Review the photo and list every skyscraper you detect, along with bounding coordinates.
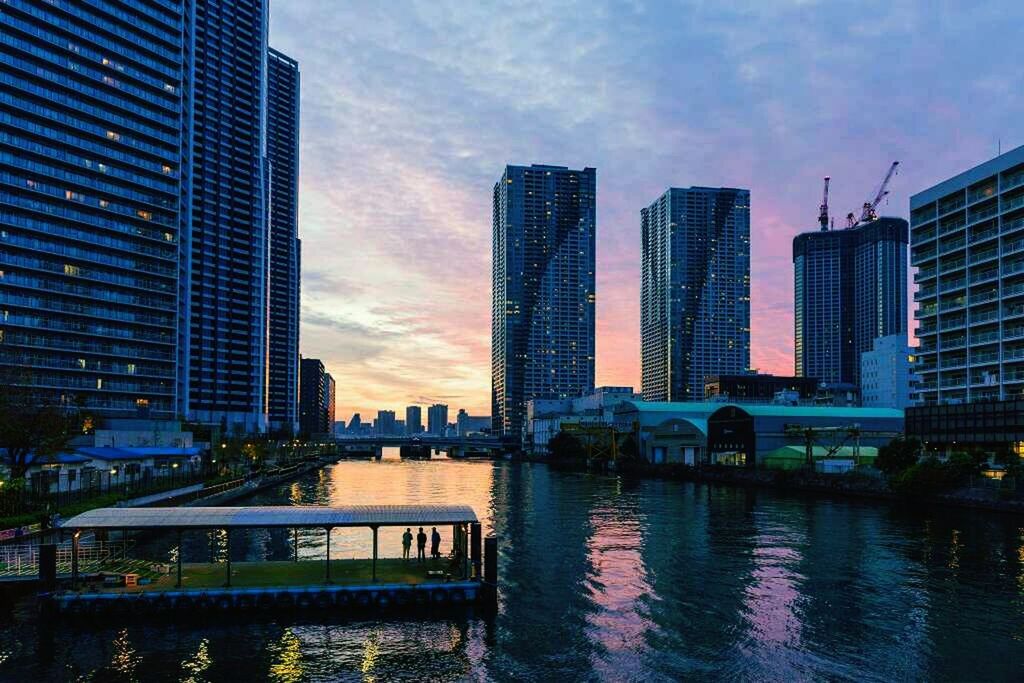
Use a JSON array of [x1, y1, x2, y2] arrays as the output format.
[[266, 48, 301, 435], [491, 164, 597, 438], [405, 406, 422, 435], [641, 187, 751, 401], [910, 145, 1024, 404], [0, 1, 299, 434], [186, 0, 270, 432], [299, 358, 328, 436], [793, 217, 908, 389], [427, 403, 448, 435], [0, 0, 187, 418], [376, 410, 396, 436]]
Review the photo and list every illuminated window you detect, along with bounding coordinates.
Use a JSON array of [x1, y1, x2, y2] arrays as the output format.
[[25, 179, 36, 189], [77, 358, 86, 368], [65, 190, 84, 201], [96, 378, 103, 389], [106, 131, 120, 141], [136, 398, 149, 409], [102, 76, 118, 87], [64, 264, 80, 276], [137, 210, 152, 220], [99, 199, 109, 208], [162, 165, 172, 174], [163, 232, 174, 242], [127, 363, 136, 375]]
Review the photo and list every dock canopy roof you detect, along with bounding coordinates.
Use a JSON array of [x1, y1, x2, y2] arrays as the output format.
[[63, 505, 479, 530]]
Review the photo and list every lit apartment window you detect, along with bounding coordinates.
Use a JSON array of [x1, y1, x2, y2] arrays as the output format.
[[77, 359, 86, 368], [136, 398, 149, 409], [96, 378, 103, 389], [106, 131, 120, 141], [162, 165, 172, 174], [99, 199, 109, 208], [65, 190, 84, 201], [137, 210, 153, 220], [64, 264, 80, 276], [127, 363, 136, 375]]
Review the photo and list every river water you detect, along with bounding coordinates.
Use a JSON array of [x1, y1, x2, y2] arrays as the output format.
[[3, 452, 1024, 681]]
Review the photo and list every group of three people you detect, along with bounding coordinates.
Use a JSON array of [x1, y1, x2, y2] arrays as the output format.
[[402, 526, 442, 563]]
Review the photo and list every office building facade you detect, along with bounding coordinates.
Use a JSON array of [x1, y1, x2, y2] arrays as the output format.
[[427, 403, 448, 435], [911, 145, 1024, 404], [375, 410, 396, 436], [405, 405, 422, 435], [492, 164, 596, 438], [266, 48, 301, 435], [794, 217, 908, 388], [641, 187, 751, 401], [0, 0, 187, 417]]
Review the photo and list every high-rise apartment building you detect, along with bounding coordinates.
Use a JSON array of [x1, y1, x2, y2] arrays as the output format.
[[860, 335, 917, 409], [266, 48, 301, 435], [298, 358, 327, 436], [641, 187, 751, 401], [0, 0, 187, 417], [325, 372, 335, 429], [186, 0, 270, 432], [405, 406, 422, 435], [427, 403, 448, 435], [793, 217, 908, 389], [491, 164, 596, 438], [0, 1, 299, 434], [910, 145, 1024, 403]]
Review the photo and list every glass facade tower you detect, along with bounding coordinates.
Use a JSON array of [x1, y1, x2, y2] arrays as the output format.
[[0, 0, 186, 417], [491, 164, 596, 439], [793, 217, 908, 389], [266, 47, 300, 435], [640, 187, 751, 401]]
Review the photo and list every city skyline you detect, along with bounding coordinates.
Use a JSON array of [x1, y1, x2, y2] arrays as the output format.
[[268, 2, 1022, 419]]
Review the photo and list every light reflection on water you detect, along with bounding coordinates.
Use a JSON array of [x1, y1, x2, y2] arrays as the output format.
[[3, 453, 1024, 681]]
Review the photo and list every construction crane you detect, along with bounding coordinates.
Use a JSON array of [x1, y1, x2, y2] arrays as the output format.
[[848, 161, 899, 227], [818, 176, 830, 231]]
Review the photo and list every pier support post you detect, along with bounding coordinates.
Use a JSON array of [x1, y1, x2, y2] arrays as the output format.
[[224, 528, 231, 587], [293, 528, 299, 562], [71, 531, 80, 588], [325, 527, 332, 583], [483, 535, 498, 609], [176, 529, 183, 588], [371, 526, 378, 581], [470, 523, 481, 579]]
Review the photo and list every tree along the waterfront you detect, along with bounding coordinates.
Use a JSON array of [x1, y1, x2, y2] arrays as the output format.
[[0, 372, 83, 479]]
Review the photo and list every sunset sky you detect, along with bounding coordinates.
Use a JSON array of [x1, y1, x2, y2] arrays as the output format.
[[270, 1, 1023, 422]]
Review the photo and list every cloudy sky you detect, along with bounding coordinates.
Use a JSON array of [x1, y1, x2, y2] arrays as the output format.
[[270, 0, 1023, 422]]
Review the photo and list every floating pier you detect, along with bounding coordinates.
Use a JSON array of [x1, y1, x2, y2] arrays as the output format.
[[43, 504, 497, 617]]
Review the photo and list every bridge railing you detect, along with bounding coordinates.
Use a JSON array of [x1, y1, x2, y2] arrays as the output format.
[[0, 540, 134, 577]]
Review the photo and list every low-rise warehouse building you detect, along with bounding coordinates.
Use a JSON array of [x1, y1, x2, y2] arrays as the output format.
[[613, 401, 904, 468]]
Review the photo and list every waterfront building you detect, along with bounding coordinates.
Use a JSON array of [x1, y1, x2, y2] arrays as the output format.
[[860, 335, 918, 409], [0, 0, 295, 436], [456, 410, 491, 436], [612, 401, 903, 467], [704, 374, 819, 404], [793, 217, 908, 390], [641, 187, 751, 401], [0, 0, 189, 418], [376, 410, 396, 436], [266, 48, 301, 435], [906, 400, 1024, 458], [185, 0, 271, 433], [427, 403, 448, 435], [526, 386, 638, 454], [910, 144, 1024, 404], [405, 406, 423, 435], [298, 358, 329, 436], [491, 164, 597, 438]]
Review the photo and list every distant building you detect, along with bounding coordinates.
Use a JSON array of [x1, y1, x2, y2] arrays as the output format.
[[793, 217, 908, 390], [641, 187, 751, 401], [348, 413, 362, 433], [860, 335, 918, 409], [376, 410, 397, 436], [333, 421, 346, 437], [492, 164, 597, 439], [405, 406, 423, 435], [325, 374, 336, 430], [427, 404, 449, 435], [456, 410, 491, 436], [299, 359, 330, 436], [910, 144, 1024, 404], [704, 374, 819, 404]]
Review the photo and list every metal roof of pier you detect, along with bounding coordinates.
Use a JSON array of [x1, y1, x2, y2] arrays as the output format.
[[62, 505, 479, 530]]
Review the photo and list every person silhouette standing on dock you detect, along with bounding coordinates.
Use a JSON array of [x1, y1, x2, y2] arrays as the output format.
[[416, 527, 427, 563], [430, 527, 441, 559], [402, 528, 413, 561]]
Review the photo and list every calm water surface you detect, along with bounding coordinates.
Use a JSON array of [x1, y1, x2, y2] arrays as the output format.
[[2, 451, 1024, 681]]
